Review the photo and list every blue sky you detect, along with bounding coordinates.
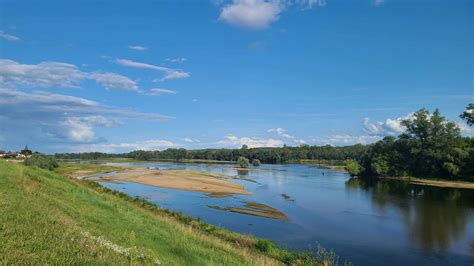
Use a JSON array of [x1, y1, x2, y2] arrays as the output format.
[[0, 0, 472, 153]]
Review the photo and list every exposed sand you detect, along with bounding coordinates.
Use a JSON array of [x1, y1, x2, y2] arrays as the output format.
[[223, 167, 284, 172], [381, 176, 474, 189], [101, 169, 252, 195], [208, 201, 288, 220]]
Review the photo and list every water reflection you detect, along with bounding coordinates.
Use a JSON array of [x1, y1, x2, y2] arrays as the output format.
[[346, 178, 474, 252], [236, 169, 249, 176]]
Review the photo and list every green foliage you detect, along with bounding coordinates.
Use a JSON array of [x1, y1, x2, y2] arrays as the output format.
[[24, 154, 58, 170], [237, 156, 250, 168], [460, 103, 474, 126], [56, 143, 369, 165], [361, 108, 473, 180], [344, 160, 363, 177], [255, 239, 273, 252], [370, 156, 389, 177], [251, 158, 262, 166]]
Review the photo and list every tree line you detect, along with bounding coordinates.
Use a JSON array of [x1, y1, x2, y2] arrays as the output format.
[[55, 105, 473, 181], [54, 144, 368, 164]]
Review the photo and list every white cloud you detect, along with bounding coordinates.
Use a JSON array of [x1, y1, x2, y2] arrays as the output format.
[[115, 58, 170, 72], [218, 0, 326, 30], [363, 114, 412, 136], [0, 88, 171, 146], [115, 58, 190, 81], [128, 45, 147, 51], [0, 59, 139, 92], [457, 122, 474, 137], [183, 138, 200, 143], [313, 134, 382, 146], [145, 88, 177, 96], [0, 31, 20, 41], [219, 0, 283, 30], [218, 134, 283, 148], [88, 72, 139, 92], [157, 70, 190, 82], [166, 57, 187, 63], [0, 59, 86, 88]]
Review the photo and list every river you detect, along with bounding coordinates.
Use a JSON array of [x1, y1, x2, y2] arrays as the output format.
[[95, 162, 474, 265]]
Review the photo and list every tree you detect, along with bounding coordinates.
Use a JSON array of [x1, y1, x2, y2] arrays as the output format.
[[237, 156, 250, 168], [345, 160, 363, 177], [460, 103, 474, 126], [251, 158, 261, 166]]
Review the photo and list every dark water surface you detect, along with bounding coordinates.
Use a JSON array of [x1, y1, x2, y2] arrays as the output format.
[[95, 162, 474, 265]]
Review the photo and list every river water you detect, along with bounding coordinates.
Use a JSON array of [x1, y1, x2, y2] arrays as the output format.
[[95, 162, 474, 265]]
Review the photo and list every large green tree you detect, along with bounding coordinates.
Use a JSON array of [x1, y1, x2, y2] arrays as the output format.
[[460, 103, 474, 126]]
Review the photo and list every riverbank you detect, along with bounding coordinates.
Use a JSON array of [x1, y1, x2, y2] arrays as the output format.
[[380, 176, 474, 190], [0, 161, 332, 264]]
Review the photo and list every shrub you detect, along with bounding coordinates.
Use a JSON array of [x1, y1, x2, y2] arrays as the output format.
[[251, 159, 261, 166], [255, 239, 273, 252], [237, 156, 250, 168], [24, 154, 59, 170], [345, 160, 363, 177]]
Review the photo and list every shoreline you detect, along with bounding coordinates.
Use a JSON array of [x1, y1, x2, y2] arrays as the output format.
[[379, 176, 474, 190]]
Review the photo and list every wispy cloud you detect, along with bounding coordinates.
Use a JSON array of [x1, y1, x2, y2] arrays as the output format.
[[88, 72, 139, 92], [0, 59, 139, 92], [268, 127, 306, 144], [128, 45, 148, 51], [145, 88, 177, 96], [0, 31, 20, 41], [166, 57, 187, 63], [267, 127, 293, 138], [183, 138, 200, 143], [115, 58, 190, 81]]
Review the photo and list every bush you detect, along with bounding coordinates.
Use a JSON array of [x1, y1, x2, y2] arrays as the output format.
[[345, 160, 363, 177], [255, 239, 273, 252], [237, 156, 250, 168], [251, 159, 261, 166], [24, 154, 59, 170]]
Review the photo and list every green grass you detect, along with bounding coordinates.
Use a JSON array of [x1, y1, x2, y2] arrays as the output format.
[[0, 161, 332, 265]]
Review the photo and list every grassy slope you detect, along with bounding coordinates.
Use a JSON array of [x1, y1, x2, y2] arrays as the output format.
[[0, 161, 281, 265]]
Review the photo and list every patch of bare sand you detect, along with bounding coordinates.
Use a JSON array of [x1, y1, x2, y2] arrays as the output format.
[[108, 169, 252, 196], [208, 201, 288, 220]]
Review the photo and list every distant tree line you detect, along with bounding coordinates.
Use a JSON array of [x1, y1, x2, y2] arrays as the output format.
[[55, 105, 473, 181], [54, 144, 368, 164]]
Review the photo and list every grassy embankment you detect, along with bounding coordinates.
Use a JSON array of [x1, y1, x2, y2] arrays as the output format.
[[0, 161, 336, 265]]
